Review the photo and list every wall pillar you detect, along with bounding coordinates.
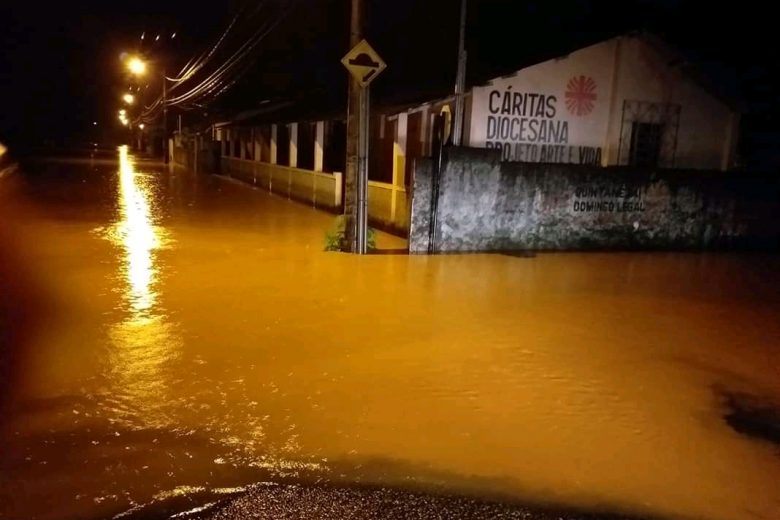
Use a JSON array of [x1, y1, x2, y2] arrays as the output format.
[[314, 121, 324, 172], [289, 122, 298, 168], [270, 124, 277, 164], [391, 112, 408, 222], [240, 130, 247, 160], [254, 128, 262, 162], [419, 106, 429, 156]]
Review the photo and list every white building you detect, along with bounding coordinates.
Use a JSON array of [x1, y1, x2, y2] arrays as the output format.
[[463, 33, 740, 170]]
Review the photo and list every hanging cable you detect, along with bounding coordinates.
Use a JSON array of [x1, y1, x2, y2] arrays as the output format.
[[164, 4, 247, 83], [164, 4, 291, 106], [133, 0, 295, 123], [166, 5, 289, 106]]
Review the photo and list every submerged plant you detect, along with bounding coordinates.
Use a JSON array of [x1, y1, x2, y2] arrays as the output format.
[[324, 215, 376, 252]]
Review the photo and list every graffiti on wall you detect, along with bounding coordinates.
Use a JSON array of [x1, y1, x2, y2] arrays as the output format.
[[572, 185, 646, 213]]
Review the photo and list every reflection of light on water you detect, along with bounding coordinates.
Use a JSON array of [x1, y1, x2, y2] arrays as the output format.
[[108, 316, 181, 423], [116, 145, 160, 315], [107, 146, 180, 425]]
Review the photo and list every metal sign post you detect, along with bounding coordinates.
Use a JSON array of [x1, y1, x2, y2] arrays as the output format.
[[342, 39, 386, 254], [355, 87, 369, 254]]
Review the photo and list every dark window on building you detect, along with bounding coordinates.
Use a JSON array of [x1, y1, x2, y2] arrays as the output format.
[[369, 116, 394, 183], [618, 101, 680, 168], [406, 112, 422, 188], [297, 123, 314, 170], [259, 126, 271, 162], [324, 121, 346, 173], [277, 124, 290, 166], [244, 132, 254, 160], [629, 122, 663, 167]]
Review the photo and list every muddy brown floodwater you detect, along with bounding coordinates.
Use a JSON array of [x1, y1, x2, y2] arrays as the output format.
[[1, 148, 779, 520]]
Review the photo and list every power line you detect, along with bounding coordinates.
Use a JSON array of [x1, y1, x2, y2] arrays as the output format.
[[164, 13, 287, 106], [165, 2, 293, 106], [165, 5, 246, 83], [134, 0, 294, 124]]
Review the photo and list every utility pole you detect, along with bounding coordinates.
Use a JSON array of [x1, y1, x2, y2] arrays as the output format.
[[163, 68, 169, 164], [355, 82, 369, 254], [343, 0, 362, 252], [452, 0, 468, 146]]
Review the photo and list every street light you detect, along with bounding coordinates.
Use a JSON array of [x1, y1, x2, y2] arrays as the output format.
[[139, 123, 145, 130], [127, 56, 147, 76], [123, 93, 135, 105], [122, 52, 168, 163], [118, 107, 128, 127]]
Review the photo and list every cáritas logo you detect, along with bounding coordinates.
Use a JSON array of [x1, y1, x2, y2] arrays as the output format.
[[565, 75, 597, 116]]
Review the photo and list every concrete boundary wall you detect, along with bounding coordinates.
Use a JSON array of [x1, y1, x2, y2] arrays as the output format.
[[367, 180, 409, 234], [410, 147, 779, 252], [219, 157, 411, 235], [222, 157, 342, 211]]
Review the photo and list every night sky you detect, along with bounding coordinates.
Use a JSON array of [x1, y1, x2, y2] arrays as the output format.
[[1, 0, 778, 167]]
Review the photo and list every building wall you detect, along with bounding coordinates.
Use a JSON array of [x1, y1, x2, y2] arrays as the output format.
[[465, 35, 737, 170], [605, 36, 736, 170], [467, 39, 617, 165], [409, 147, 778, 253]]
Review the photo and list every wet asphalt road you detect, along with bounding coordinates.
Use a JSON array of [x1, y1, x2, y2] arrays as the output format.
[[195, 484, 647, 520]]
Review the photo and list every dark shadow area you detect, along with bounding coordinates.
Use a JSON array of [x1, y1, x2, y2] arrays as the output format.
[[499, 250, 538, 258], [297, 122, 315, 171], [370, 248, 409, 255], [366, 217, 408, 240], [718, 389, 780, 445], [407, 250, 537, 258]]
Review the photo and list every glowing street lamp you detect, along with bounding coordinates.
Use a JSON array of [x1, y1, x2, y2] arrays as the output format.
[[123, 93, 135, 105], [138, 123, 145, 130], [118, 107, 128, 126], [121, 52, 169, 163], [127, 56, 147, 76]]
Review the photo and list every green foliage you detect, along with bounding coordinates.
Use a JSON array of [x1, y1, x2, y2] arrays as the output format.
[[324, 215, 346, 251], [323, 215, 377, 252]]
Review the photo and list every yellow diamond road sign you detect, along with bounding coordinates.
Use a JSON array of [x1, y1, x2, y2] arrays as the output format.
[[341, 39, 386, 87]]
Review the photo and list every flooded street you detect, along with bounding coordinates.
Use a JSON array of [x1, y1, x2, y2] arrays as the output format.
[[2, 149, 780, 520]]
